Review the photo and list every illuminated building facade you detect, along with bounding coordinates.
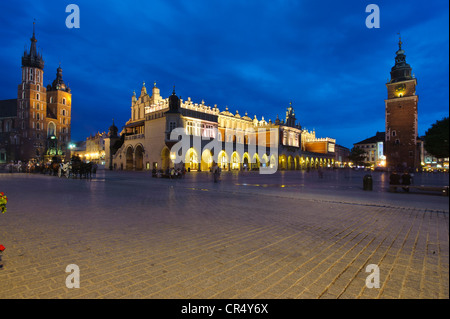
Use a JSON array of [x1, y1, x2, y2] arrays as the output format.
[[354, 132, 386, 167], [105, 82, 336, 172]]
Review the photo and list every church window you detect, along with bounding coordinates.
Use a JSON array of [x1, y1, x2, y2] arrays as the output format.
[[37, 85, 40, 92], [63, 98, 66, 105], [36, 93, 40, 100]]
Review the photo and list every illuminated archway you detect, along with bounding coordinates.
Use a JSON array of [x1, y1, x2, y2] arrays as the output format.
[[218, 150, 228, 170], [300, 156, 305, 170], [185, 148, 199, 171], [279, 154, 287, 170], [242, 152, 250, 170], [288, 156, 294, 170], [252, 153, 261, 170], [231, 152, 241, 170], [201, 149, 213, 171]]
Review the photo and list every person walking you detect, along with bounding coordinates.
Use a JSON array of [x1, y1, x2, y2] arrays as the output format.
[[212, 161, 219, 183], [401, 171, 412, 192]]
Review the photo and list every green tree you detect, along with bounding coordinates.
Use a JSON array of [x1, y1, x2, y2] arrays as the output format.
[[349, 146, 367, 166], [423, 117, 449, 158]]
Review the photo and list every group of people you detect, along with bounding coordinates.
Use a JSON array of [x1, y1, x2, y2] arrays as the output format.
[[389, 171, 413, 192], [152, 167, 186, 179]]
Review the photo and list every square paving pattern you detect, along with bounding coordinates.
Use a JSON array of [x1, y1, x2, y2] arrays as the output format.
[[0, 170, 448, 299]]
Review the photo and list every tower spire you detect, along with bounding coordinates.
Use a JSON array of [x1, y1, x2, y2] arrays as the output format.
[[22, 19, 44, 69]]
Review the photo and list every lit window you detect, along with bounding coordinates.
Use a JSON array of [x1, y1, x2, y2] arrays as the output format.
[[186, 121, 193, 135]]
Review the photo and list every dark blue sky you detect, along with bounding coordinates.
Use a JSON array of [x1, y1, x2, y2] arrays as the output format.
[[0, 0, 448, 149]]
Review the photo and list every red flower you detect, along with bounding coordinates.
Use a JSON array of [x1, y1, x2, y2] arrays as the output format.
[[0, 192, 4, 196], [0, 245, 5, 252]]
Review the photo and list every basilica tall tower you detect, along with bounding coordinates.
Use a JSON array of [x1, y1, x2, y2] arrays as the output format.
[[17, 22, 47, 160], [385, 37, 419, 170]]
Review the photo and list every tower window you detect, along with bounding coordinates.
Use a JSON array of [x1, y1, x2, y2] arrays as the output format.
[[37, 85, 40, 92], [36, 93, 40, 100], [392, 131, 396, 137], [63, 98, 66, 105], [409, 151, 413, 157], [62, 109, 66, 116]]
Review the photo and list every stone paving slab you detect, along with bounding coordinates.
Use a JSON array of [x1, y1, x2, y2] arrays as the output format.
[[0, 170, 448, 299]]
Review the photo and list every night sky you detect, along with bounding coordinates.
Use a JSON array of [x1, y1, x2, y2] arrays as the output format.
[[0, 0, 448, 149]]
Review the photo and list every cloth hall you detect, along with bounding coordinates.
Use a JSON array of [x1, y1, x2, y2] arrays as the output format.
[[105, 82, 336, 172]]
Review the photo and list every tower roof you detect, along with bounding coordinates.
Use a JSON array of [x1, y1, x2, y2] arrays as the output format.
[[22, 21, 44, 70], [390, 34, 413, 83], [48, 64, 70, 92]]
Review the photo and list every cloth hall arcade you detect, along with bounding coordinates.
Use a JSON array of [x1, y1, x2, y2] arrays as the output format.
[[105, 82, 336, 172]]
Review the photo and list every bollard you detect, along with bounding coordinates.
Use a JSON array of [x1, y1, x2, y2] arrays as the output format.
[[363, 174, 373, 191]]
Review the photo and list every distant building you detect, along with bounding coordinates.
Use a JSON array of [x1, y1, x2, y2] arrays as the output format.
[[385, 36, 420, 170], [0, 23, 72, 163], [105, 83, 336, 172], [334, 144, 350, 167], [74, 132, 107, 164], [354, 132, 386, 167]]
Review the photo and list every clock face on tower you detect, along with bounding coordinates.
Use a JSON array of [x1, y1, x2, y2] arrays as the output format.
[[395, 84, 406, 92]]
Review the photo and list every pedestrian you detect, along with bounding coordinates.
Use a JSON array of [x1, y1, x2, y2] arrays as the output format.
[[401, 171, 412, 192], [212, 161, 219, 183], [389, 171, 401, 192]]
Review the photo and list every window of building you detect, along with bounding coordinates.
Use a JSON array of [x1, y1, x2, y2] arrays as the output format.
[[62, 109, 66, 116], [169, 121, 176, 132], [36, 122, 40, 130], [409, 151, 413, 157], [186, 121, 193, 135], [36, 93, 40, 101], [195, 122, 201, 136], [62, 98, 66, 105], [37, 85, 40, 92]]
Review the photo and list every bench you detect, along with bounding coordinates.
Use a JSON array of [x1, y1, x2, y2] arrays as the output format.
[[389, 184, 449, 196]]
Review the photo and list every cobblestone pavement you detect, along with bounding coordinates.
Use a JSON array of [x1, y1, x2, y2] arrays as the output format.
[[0, 170, 448, 299]]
